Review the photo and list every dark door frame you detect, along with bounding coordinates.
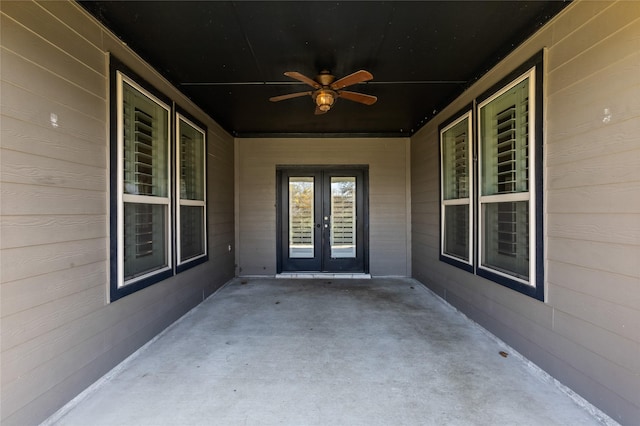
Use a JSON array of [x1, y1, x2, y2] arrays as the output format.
[[276, 165, 369, 274]]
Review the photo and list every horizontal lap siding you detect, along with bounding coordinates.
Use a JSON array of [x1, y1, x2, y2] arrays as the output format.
[[206, 129, 236, 285], [411, 1, 640, 423], [237, 137, 410, 277], [0, 2, 235, 425]]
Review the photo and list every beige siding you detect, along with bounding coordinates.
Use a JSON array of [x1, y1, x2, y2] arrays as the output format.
[[0, 2, 235, 425], [236, 137, 410, 277], [411, 1, 640, 423]]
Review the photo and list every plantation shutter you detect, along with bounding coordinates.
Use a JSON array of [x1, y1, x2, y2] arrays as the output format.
[[121, 79, 171, 283], [479, 75, 531, 281], [177, 116, 207, 264]]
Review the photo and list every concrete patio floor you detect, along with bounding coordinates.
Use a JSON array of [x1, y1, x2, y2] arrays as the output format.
[[46, 278, 612, 425]]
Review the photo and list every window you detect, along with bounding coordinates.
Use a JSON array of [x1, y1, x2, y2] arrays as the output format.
[[478, 72, 533, 284], [176, 114, 207, 268], [110, 60, 208, 301], [116, 73, 172, 291], [440, 111, 473, 270], [438, 52, 543, 300]]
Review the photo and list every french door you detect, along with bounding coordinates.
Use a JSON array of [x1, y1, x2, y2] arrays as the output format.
[[277, 167, 368, 273]]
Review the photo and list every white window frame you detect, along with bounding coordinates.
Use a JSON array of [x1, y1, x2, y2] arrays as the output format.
[[477, 68, 536, 287], [437, 51, 544, 301], [439, 111, 473, 266], [176, 113, 208, 266], [116, 72, 173, 289]]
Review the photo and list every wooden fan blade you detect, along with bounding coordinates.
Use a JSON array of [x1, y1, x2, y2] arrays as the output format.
[[338, 90, 377, 105], [331, 70, 373, 90], [269, 91, 312, 102], [314, 106, 327, 115], [284, 71, 321, 89]]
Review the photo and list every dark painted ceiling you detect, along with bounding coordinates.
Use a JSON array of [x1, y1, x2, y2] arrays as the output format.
[[80, 1, 569, 137]]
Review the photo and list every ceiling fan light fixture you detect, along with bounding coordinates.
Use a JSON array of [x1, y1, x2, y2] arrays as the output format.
[[271, 70, 375, 114], [315, 89, 336, 111]]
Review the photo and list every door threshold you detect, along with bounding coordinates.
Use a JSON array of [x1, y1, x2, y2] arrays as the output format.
[[276, 273, 371, 279]]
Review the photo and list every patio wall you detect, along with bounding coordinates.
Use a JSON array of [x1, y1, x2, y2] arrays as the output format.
[[410, 1, 640, 423], [0, 2, 235, 424], [235, 137, 411, 277]]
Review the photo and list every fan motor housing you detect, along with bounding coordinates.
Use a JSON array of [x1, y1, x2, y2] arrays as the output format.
[[317, 71, 335, 86]]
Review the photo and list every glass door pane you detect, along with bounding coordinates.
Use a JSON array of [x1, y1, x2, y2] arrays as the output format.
[[289, 177, 315, 258], [330, 177, 356, 258]]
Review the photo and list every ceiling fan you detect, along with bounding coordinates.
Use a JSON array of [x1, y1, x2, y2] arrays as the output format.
[[269, 69, 377, 115]]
